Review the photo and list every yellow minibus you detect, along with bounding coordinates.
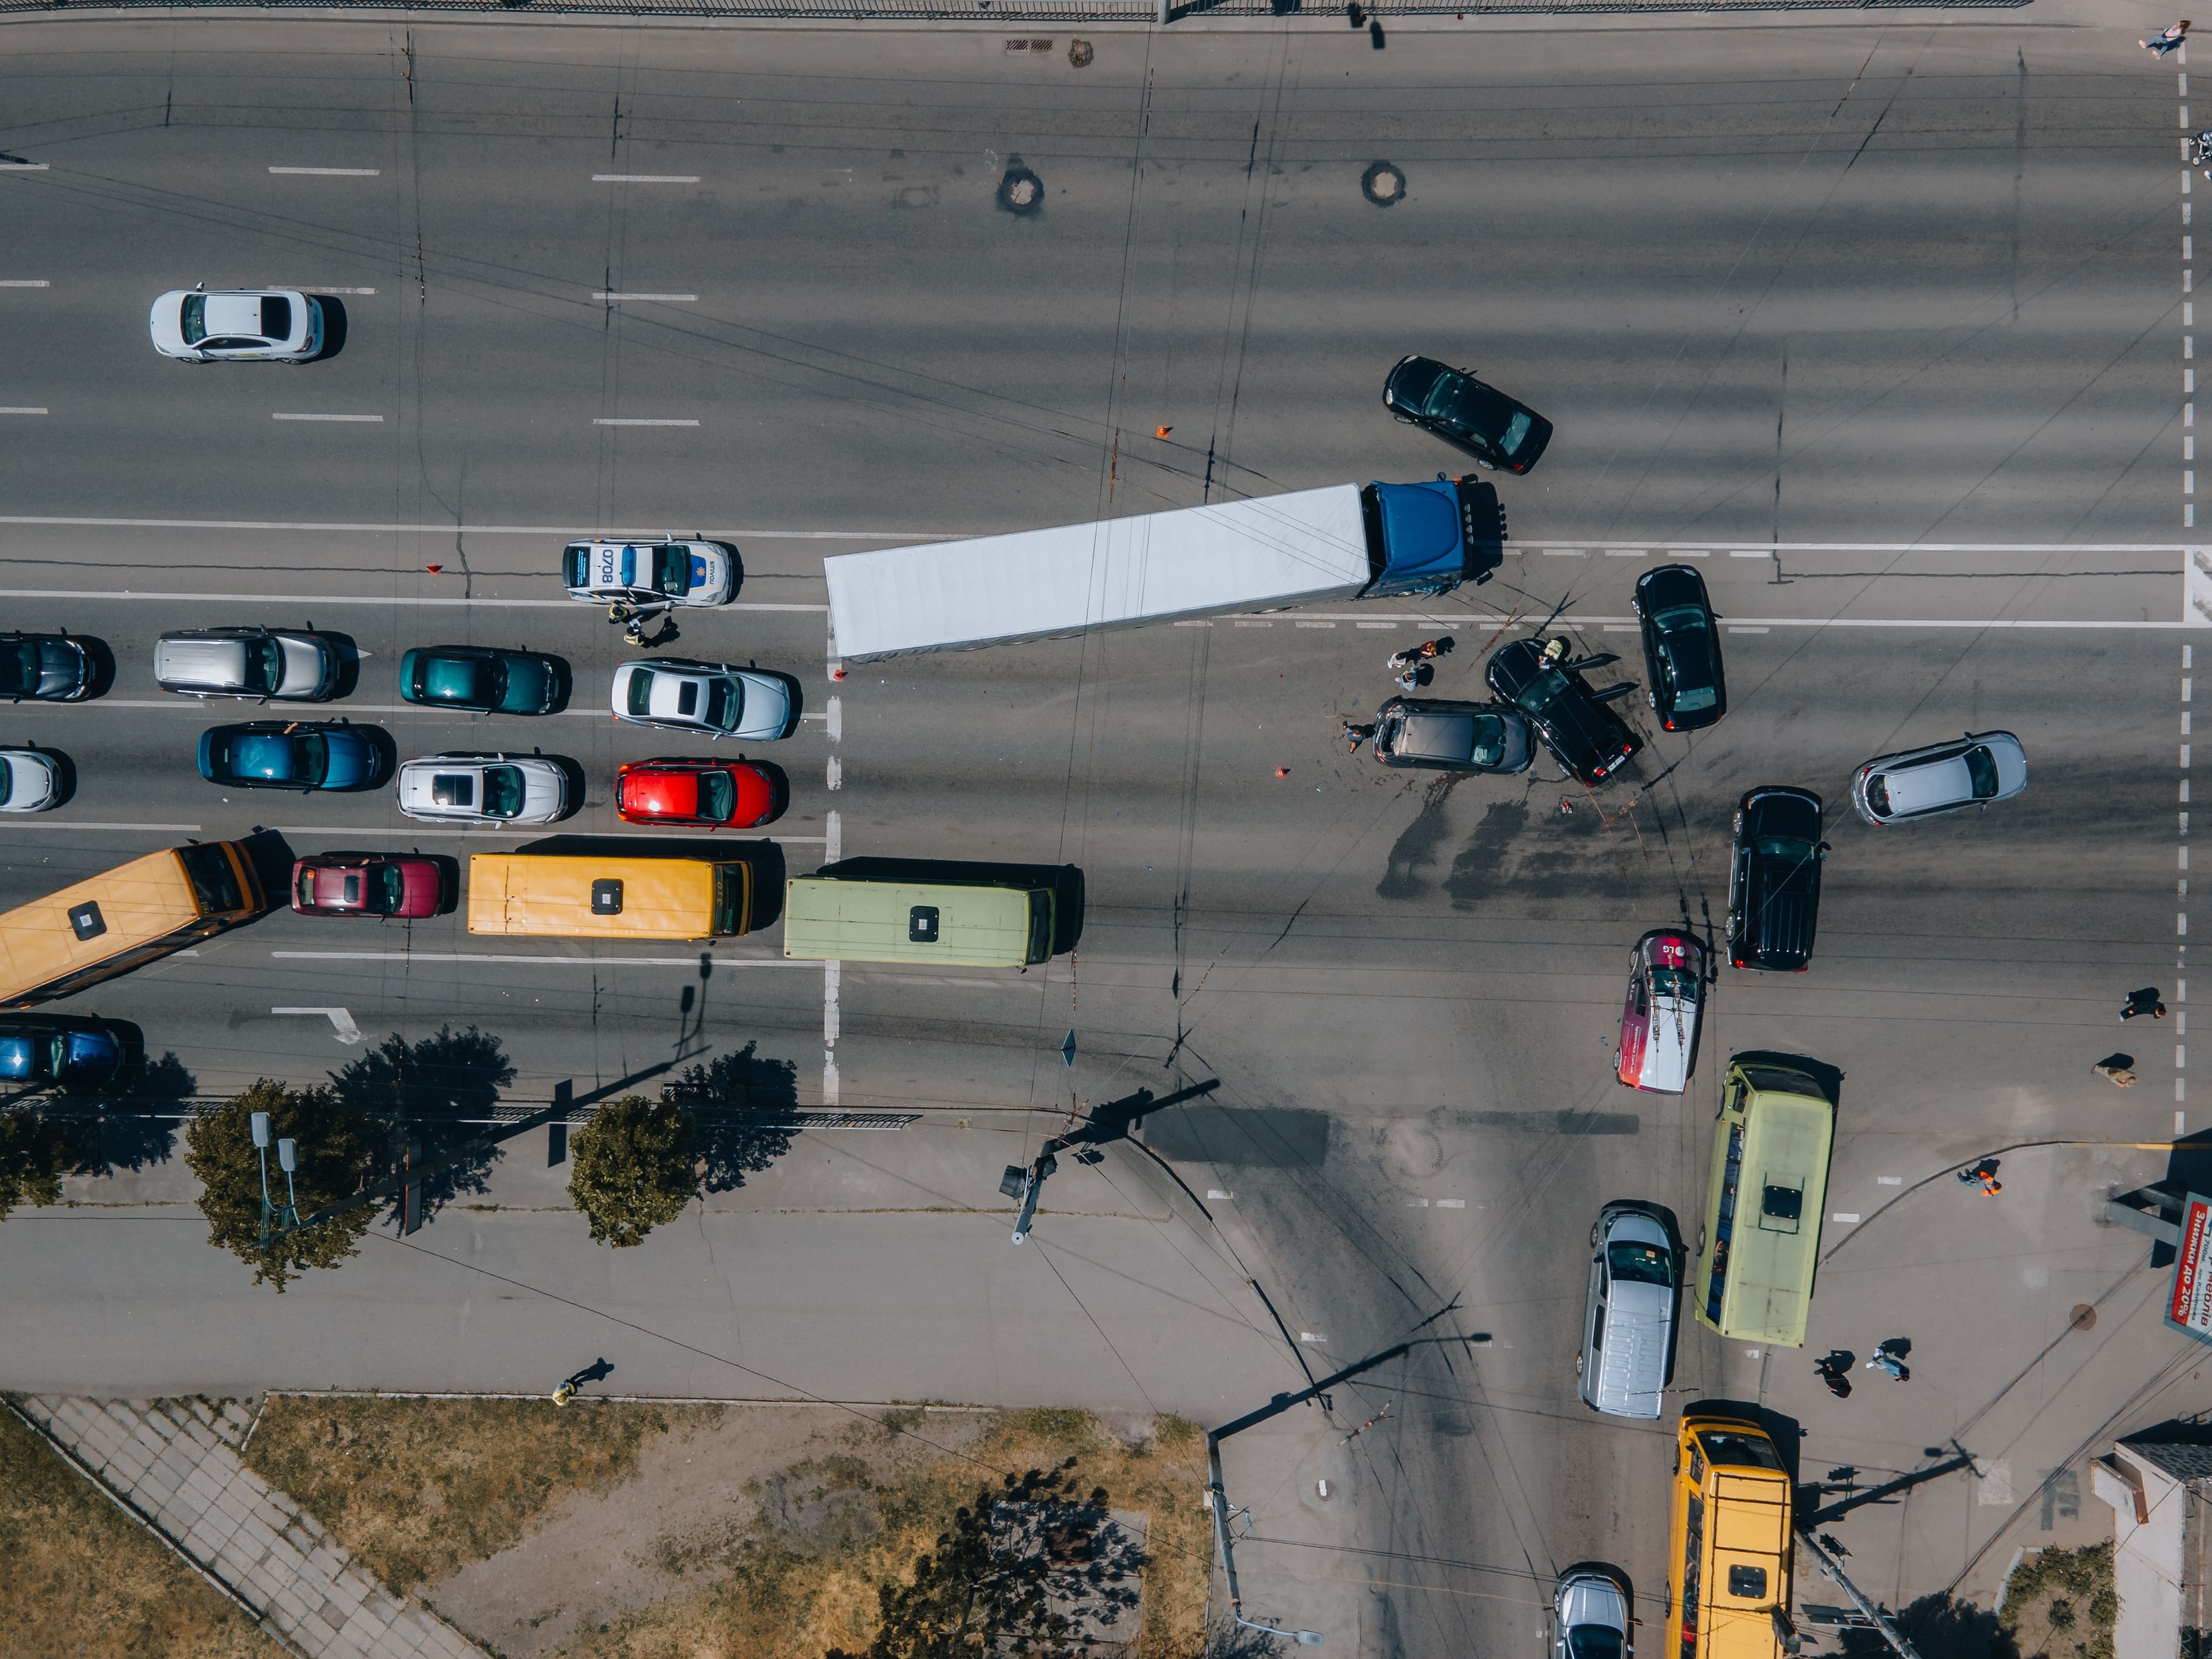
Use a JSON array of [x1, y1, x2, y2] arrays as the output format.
[[0, 841, 264, 1006], [781, 877, 1053, 968], [467, 853, 754, 940], [1664, 1411, 1797, 1659], [1693, 1058, 1837, 1347]]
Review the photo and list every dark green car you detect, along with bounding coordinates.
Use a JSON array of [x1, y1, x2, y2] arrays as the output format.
[[399, 645, 563, 716]]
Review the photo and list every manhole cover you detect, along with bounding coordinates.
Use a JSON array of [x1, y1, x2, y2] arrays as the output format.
[[1361, 160, 1406, 207], [998, 163, 1045, 215], [2070, 1303, 2097, 1331]]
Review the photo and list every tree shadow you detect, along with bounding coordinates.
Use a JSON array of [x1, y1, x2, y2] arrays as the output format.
[[667, 1041, 799, 1193], [68, 1051, 195, 1175], [330, 1025, 513, 1224], [1838, 1592, 2013, 1659]]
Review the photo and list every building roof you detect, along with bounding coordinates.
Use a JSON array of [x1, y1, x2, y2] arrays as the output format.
[[2121, 1421, 2212, 1481]]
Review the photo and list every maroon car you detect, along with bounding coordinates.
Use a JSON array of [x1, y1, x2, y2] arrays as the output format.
[[290, 854, 447, 919]]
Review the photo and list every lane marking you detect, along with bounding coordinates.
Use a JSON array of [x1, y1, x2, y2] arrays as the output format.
[[0, 820, 199, 831], [272, 951, 808, 967], [1877, 1176, 1903, 1186], [315, 287, 378, 295], [1436, 1198, 1467, 1208], [269, 166, 380, 176], [1208, 1188, 1234, 1200], [0, 280, 50, 288], [593, 418, 700, 427], [1728, 625, 1772, 634], [826, 755, 842, 791], [0, 407, 47, 415], [593, 174, 700, 182], [1730, 550, 1773, 559], [826, 808, 842, 863], [0, 163, 51, 171], [265, 825, 827, 842], [823, 958, 841, 1108], [273, 413, 383, 422], [1832, 1212, 1860, 1223], [271, 1005, 363, 1044], [0, 587, 825, 612], [1602, 624, 1637, 633], [593, 293, 697, 302], [1299, 1332, 1327, 1344]]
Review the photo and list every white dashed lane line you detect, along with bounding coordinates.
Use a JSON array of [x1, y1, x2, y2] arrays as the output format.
[[592, 174, 699, 183], [592, 293, 697, 303], [0, 280, 49, 288], [0, 407, 46, 415], [273, 413, 382, 422], [269, 167, 380, 176], [592, 418, 700, 427]]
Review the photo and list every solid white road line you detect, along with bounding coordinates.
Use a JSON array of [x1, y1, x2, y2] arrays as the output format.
[[1240, 612, 2193, 630], [0, 164, 51, 171], [0, 515, 937, 540], [272, 951, 807, 967], [0, 408, 47, 415], [0, 280, 50, 288], [593, 418, 700, 427], [273, 413, 383, 422], [0, 821, 200, 831], [593, 293, 697, 302], [269, 167, 380, 176], [314, 287, 379, 295], [263, 824, 828, 843], [0, 587, 826, 612], [592, 174, 699, 183]]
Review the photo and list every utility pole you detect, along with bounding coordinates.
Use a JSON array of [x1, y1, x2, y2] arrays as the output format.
[[999, 1078, 1219, 1242], [1798, 1532, 1923, 1659]]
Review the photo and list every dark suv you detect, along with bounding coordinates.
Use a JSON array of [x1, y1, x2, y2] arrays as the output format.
[[1726, 787, 1827, 972], [1372, 698, 1532, 773]]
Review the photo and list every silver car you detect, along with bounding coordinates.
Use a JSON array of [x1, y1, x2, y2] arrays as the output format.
[[1578, 1203, 1675, 1420], [0, 747, 62, 813], [1553, 1565, 1631, 1659], [396, 753, 570, 825], [1850, 730, 2027, 826], [609, 659, 796, 742], [154, 628, 341, 702]]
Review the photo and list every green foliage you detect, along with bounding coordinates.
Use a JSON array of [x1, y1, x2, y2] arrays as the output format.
[[1999, 1541, 2115, 1659], [183, 1079, 377, 1291], [0, 1107, 71, 1222], [567, 1095, 696, 1248]]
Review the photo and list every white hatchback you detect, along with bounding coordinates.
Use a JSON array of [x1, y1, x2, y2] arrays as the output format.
[[149, 288, 323, 363], [1851, 730, 2027, 826], [396, 753, 570, 825], [0, 747, 62, 813], [609, 659, 796, 742]]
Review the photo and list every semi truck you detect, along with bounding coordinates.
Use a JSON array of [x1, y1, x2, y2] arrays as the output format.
[[823, 476, 1505, 662]]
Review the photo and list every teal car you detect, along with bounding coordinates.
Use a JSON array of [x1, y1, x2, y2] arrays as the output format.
[[399, 645, 564, 716]]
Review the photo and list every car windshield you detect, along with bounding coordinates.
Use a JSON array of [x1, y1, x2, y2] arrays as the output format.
[[1756, 834, 1820, 888], [626, 670, 656, 717], [651, 546, 690, 597], [1649, 966, 1697, 1001], [424, 656, 495, 703], [0, 639, 38, 695], [180, 293, 208, 344], [1512, 666, 1577, 717], [698, 769, 737, 822], [1496, 409, 1533, 457], [1865, 775, 1892, 816], [1468, 713, 1505, 768], [481, 765, 526, 818], [291, 733, 328, 782], [704, 679, 742, 731], [1608, 1240, 1674, 1286], [1425, 373, 1515, 443], [1965, 744, 1999, 799], [0, 763, 11, 808], [1566, 1631, 1624, 1659], [243, 637, 284, 695], [366, 863, 406, 914], [1699, 1430, 1783, 1470]]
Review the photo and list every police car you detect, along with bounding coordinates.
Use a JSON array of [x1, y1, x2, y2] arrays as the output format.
[[561, 538, 738, 609]]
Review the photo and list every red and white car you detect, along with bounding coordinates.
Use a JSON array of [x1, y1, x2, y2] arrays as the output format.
[[290, 854, 448, 919], [615, 757, 782, 828], [1615, 929, 1707, 1094]]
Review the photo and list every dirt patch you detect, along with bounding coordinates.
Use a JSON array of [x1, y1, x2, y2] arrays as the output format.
[[242, 1395, 692, 1593], [0, 1405, 281, 1659], [1999, 1541, 2116, 1659]]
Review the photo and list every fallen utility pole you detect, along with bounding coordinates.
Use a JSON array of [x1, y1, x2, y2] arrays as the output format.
[[1000, 1078, 1220, 1242], [1798, 1531, 1923, 1659]]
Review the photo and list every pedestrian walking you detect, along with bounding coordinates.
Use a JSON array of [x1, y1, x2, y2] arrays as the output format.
[[1864, 1351, 1909, 1382], [1342, 720, 1378, 753], [1814, 1349, 1855, 1397], [1394, 662, 1434, 693], [551, 1380, 577, 1406], [1956, 1159, 2002, 1196], [2143, 19, 2190, 56], [2094, 1057, 2140, 1087], [1385, 636, 1454, 672], [2123, 987, 2169, 1020]]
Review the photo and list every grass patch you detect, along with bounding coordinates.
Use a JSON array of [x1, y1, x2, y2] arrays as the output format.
[[566, 1408, 1211, 1659], [0, 1405, 281, 1659], [242, 1395, 702, 1592], [1999, 1542, 2116, 1659]]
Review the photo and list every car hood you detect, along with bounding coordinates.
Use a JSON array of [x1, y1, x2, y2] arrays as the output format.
[[1634, 993, 1698, 1092], [497, 656, 556, 712], [1385, 356, 1448, 409], [1989, 735, 2029, 795], [36, 640, 86, 696], [149, 292, 190, 353], [319, 732, 378, 789], [731, 671, 792, 740]]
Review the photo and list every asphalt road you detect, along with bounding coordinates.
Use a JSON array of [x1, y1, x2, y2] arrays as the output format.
[[0, 7, 2205, 1655]]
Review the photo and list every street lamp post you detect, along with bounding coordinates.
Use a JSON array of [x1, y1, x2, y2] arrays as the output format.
[[251, 1110, 304, 1246]]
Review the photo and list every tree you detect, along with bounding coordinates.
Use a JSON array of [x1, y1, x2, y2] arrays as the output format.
[[673, 1041, 797, 1194], [567, 1095, 695, 1248], [830, 1464, 1141, 1659], [184, 1079, 377, 1291], [330, 1025, 513, 1227], [0, 1107, 71, 1223]]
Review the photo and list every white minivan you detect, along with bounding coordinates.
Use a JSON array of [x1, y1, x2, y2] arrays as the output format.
[[1577, 1203, 1677, 1420]]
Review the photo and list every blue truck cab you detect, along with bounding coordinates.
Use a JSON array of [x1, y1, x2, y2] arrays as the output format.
[[1359, 476, 1506, 597]]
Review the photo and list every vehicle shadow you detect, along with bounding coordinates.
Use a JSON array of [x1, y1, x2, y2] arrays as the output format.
[[311, 628, 365, 700], [308, 296, 348, 362], [1682, 1396, 1805, 1486], [232, 828, 299, 912], [1728, 1049, 1844, 1108], [813, 856, 1085, 953], [71, 634, 117, 701]]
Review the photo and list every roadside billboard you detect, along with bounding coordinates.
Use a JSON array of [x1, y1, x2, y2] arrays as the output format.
[[2164, 1192, 2212, 1345]]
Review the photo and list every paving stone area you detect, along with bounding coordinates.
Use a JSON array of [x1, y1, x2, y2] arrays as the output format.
[[14, 1395, 487, 1659]]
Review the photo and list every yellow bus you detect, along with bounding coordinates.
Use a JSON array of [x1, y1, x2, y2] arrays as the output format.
[[467, 853, 754, 940], [1665, 1412, 1796, 1659], [1693, 1058, 1837, 1347], [781, 877, 1053, 968], [0, 841, 264, 1007]]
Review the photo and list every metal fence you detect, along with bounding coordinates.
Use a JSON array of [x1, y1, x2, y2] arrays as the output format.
[[0, 0, 2033, 19]]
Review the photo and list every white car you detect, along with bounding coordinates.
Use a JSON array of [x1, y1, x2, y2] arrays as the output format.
[[1553, 1566, 1631, 1659], [0, 747, 62, 813], [396, 753, 570, 825], [1850, 731, 2028, 826], [609, 659, 796, 742], [561, 539, 737, 608], [149, 288, 323, 363]]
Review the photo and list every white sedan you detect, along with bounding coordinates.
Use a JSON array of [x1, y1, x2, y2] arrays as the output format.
[[396, 753, 570, 825], [0, 747, 62, 813], [149, 288, 323, 363], [609, 659, 796, 741]]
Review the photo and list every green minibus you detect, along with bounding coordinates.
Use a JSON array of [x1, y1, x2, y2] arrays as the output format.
[[1693, 1058, 1837, 1348], [782, 877, 1055, 968]]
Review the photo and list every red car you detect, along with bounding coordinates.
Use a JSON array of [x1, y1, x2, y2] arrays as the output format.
[[290, 854, 448, 919], [615, 758, 781, 828]]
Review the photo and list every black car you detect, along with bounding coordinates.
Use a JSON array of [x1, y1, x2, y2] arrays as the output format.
[[1633, 565, 1728, 732], [1382, 354, 1554, 474], [1372, 698, 1533, 774], [1727, 787, 1827, 972], [1484, 639, 1642, 786], [0, 632, 93, 702]]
